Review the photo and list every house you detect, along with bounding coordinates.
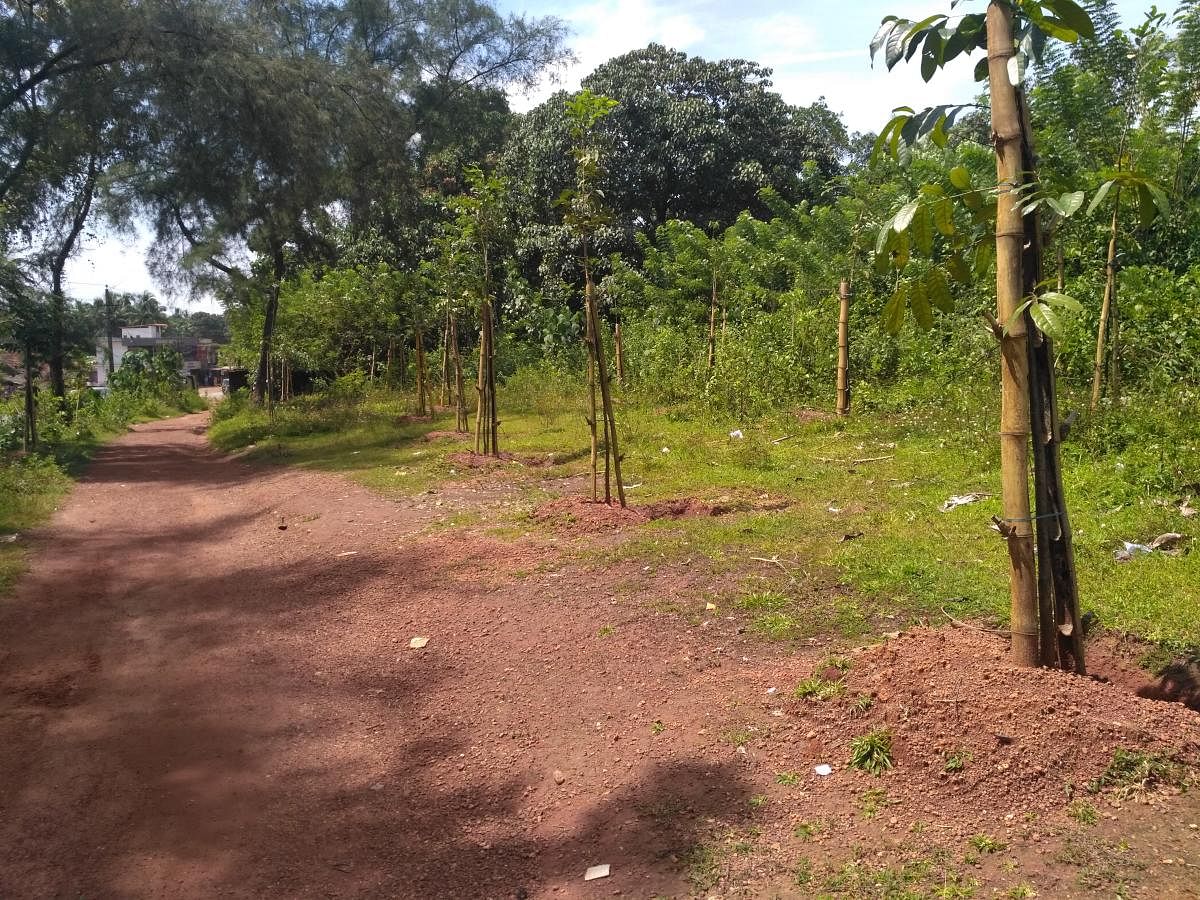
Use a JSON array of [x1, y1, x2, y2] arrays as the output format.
[[94, 324, 220, 388]]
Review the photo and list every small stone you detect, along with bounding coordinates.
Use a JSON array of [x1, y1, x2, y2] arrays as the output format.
[[553, 770, 566, 785]]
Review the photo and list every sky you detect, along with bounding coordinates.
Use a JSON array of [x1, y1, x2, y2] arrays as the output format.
[[65, 0, 1151, 310]]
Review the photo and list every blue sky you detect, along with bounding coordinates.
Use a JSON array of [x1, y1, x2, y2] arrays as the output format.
[[66, 0, 1153, 306]]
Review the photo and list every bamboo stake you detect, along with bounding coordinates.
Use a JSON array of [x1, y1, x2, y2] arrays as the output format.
[[614, 321, 625, 384], [706, 264, 718, 372], [836, 279, 851, 417], [452, 313, 468, 433], [988, 1, 1039, 668], [1090, 201, 1121, 410], [584, 274, 599, 502]]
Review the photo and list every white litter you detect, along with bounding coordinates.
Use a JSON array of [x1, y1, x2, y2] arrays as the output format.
[[583, 864, 611, 881], [766, 687, 778, 695], [939, 492, 990, 512], [705, 602, 717, 612], [409, 636, 429, 649], [336, 550, 358, 557], [814, 764, 833, 777], [660, 447, 670, 454], [729, 429, 744, 440]]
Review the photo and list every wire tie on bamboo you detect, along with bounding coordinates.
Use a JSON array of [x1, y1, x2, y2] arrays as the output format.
[[999, 512, 1062, 523]]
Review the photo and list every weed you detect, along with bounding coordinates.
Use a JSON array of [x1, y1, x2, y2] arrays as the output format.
[[775, 771, 801, 786], [732, 840, 754, 855], [794, 676, 845, 701], [598, 624, 614, 637], [848, 728, 894, 776], [1087, 748, 1178, 796], [968, 834, 1007, 855], [849, 692, 875, 716], [735, 590, 790, 611], [859, 787, 892, 818], [794, 820, 824, 841], [720, 725, 755, 747], [821, 654, 853, 672], [750, 612, 800, 639], [682, 843, 721, 891], [748, 794, 767, 809], [793, 856, 813, 886], [944, 748, 972, 772], [650, 719, 666, 735], [1005, 887, 1036, 899], [1068, 800, 1099, 825]]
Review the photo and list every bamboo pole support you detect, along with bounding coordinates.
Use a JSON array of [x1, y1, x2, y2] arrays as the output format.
[[836, 279, 851, 417], [988, 1, 1039, 668], [1090, 201, 1121, 411]]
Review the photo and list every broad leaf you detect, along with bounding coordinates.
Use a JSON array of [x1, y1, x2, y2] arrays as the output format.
[[1086, 179, 1115, 216], [927, 267, 954, 312], [1028, 299, 1064, 340], [1039, 291, 1083, 311], [911, 278, 933, 329], [894, 199, 919, 232], [884, 283, 908, 335], [949, 166, 973, 191]]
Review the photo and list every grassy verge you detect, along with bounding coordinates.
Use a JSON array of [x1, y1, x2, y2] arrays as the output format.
[[207, 378, 1200, 651]]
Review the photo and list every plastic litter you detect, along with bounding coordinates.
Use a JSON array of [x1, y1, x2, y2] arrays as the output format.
[[1115, 533, 1186, 562], [408, 636, 429, 649], [583, 864, 611, 881], [814, 764, 833, 777], [729, 429, 744, 440], [939, 492, 990, 512]]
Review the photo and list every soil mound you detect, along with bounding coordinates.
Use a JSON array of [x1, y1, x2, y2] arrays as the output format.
[[778, 627, 1200, 823]]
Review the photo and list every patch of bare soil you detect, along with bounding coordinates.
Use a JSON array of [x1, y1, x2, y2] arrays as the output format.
[[422, 429, 471, 443], [532, 493, 791, 534], [448, 450, 556, 470], [2, 414, 1198, 900]]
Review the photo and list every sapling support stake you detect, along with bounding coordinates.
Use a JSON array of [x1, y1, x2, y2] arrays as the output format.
[[836, 279, 851, 417]]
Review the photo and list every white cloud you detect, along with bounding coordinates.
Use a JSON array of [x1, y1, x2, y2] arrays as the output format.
[[512, 0, 705, 110]]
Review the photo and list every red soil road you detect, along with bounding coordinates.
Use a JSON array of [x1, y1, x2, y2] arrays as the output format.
[[0, 414, 777, 899], [3, 413, 1200, 899]]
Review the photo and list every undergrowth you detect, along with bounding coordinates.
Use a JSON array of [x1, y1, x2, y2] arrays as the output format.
[[205, 374, 1200, 650]]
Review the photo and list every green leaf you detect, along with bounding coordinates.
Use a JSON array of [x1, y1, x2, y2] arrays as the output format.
[[974, 240, 995, 274], [910, 277, 933, 329], [912, 203, 934, 254], [946, 251, 971, 283], [1057, 190, 1085, 217], [927, 267, 954, 312], [1028, 299, 1064, 340], [1042, 0, 1096, 39], [1039, 291, 1083, 311], [949, 166, 973, 190], [884, 283, 908, 335], [973, 56, 989, 82], [893, 199, 919, 232], [934, 197, 955, 236], [1086, 179, 1115, 216], [876, 217, 896, 255]]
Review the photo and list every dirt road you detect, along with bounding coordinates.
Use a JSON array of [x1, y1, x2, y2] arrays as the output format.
[[0, 414, 787, 898], [3, 414, 1199, 899]]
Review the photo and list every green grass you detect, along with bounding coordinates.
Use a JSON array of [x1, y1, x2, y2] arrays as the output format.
[[205, 378, 1200, 650], [0, 455, 72, 594]]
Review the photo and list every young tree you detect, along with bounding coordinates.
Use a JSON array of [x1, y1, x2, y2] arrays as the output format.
[[871, 0, 1097, 669], [561, 90, 626, 507]]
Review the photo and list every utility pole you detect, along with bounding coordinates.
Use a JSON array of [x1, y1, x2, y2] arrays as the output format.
[[104, 285, 115, 377]]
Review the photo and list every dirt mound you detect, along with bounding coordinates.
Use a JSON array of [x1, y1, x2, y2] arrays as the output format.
[[772, 627, 1200, 824], [447, 450, 555, 469], [421, 429, 470, 443], [530, 496, 649, 531], [531, 495, 729, 532]]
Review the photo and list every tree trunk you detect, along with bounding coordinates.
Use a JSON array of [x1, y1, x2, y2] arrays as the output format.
[[253, 248, 285, 406], [474, 242, 499, 456], [585, 297, 599, 502], [836, 279, 851, 417], [23, 341, 37, 451], [48, 152, 99, 398], [988, 1, 1039, 668], [104, 286, 115, 377], [414, 323, 428, 416], [1090, 201, 1120, 411], [706, 265, 719, 373], [1017, 90, 1085, 673], [614, 321, 625, 384], [441, 311, 451, 407], [584, 248, 626, 507]]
